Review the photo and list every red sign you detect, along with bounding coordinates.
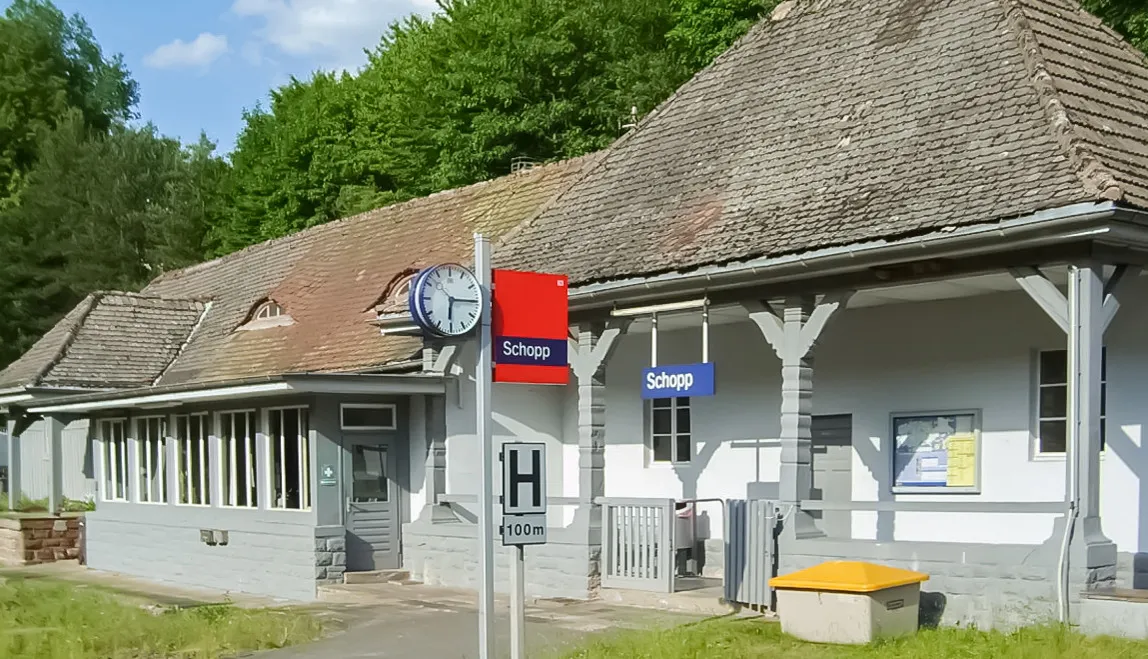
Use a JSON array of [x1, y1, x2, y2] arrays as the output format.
[[492, 270, 569, 385]]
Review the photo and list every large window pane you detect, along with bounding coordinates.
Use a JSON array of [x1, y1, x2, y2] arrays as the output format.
[[270, 408, 311, 510], [1039, 420, 1066, 454], [1039, 351, 1067, 385]]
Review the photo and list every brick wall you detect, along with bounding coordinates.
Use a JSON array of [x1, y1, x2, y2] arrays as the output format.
[[0, 515, 81, 565]]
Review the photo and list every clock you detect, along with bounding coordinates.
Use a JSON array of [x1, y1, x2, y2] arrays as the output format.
[[409, 263, 483, 337]]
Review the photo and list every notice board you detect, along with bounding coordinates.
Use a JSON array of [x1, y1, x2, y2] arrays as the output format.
[[891, 410, 981, 493]]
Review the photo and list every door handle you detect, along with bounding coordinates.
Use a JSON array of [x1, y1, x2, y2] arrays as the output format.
[[345, 496, 351, 514]]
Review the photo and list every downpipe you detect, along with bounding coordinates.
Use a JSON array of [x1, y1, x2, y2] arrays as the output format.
[[1056, 500, 1076, 623]]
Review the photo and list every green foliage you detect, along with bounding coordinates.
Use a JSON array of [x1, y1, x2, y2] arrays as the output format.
[[0, 114, 229, 366], [222, 0, 770, 249], [1082, 0, 1148, 52], [668, 0, 776, 69], [0, 0, 138, 205], [0, 578, 320, 658], [562, 617, 1148, 658]]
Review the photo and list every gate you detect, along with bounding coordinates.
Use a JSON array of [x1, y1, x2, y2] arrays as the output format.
[[724, 498, 778, 608], [598, 497, 675, 592]]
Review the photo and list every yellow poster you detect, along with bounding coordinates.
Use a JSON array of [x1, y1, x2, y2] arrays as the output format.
[[945, 433, 976, 487]]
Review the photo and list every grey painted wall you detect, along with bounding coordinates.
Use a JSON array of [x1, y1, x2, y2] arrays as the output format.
[[13, 419, 94, 502], [403, 519, 596, 600], [86, 502, 319, 601], [83, 392, 414, 600]]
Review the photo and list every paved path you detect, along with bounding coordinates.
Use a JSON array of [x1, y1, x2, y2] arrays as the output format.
[[262, 584, 704, 659]]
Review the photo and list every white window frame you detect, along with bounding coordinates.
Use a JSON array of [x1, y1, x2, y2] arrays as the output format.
[[340, 403, 397, 430], [98, 418, 128, 502], [1034, 348, 1107, 458], [647, 397, 692, 465], [255, 301, 283, 319], [174, 413, 211, 506], [135, 416, 168, 504], [218, 409, 258, 508], [266, 405, 312, 511]]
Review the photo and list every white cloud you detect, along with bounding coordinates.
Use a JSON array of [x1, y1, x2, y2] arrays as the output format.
[[145, 33, 230, 70], [231, 0, 434, 70]]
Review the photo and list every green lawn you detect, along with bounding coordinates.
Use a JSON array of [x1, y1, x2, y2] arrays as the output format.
[[561, 616, 1148, 659], [0, 577, 321, 658]]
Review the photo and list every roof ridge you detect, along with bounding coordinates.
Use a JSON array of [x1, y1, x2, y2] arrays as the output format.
[[147, 155, 600, 289], [493, 4, 788, 260], [101, 290, 209, 305], [32, 292, 103, 387], [152, 300, 214, 387], [1005, 0, 1123, 201]]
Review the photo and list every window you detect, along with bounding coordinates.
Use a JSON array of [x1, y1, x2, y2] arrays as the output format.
[[99, 419, 128, 501], [649, 398, 691, 464], [1037, 349, 1107, 455], [220, 410, 258, 507], [341, 404, 396, 430], [255, 301, 283, 319], [175, 414, 210, 506], [136, 417, 167, 503], [268, 408, 311, 510]]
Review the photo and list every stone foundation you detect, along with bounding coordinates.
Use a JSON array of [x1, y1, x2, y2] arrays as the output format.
[[0, 514, 81, 565], [314, 526, 347, 585]]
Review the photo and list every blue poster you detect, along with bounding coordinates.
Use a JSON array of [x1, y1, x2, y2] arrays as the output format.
[[641, 363, 715, 399]]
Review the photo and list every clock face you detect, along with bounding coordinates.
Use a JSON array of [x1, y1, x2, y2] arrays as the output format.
[[411, 264, 482, 337]]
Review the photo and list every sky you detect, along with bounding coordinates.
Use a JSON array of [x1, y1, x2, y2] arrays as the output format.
[[14, 1, 437, 154]]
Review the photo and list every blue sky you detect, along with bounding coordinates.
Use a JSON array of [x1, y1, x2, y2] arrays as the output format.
[[11, 1, 435, 155]]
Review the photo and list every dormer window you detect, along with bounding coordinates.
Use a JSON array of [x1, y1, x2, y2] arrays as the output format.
[[238, 299, 294, 331], [372, 270, 417, 316], [256, 301, 284, 320]]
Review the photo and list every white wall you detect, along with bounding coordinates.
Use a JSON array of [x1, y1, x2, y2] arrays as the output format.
[[444, 341, 570, 525], [595, 282, 1148, 552], [440, 279, 1148, 554]]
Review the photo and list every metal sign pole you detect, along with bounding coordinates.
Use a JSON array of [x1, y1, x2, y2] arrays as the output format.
[[475, 233, 495, 659], [511, 544, 525, 659]]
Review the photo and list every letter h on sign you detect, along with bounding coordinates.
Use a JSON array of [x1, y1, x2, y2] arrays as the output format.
[[501, 443, 547, 515]]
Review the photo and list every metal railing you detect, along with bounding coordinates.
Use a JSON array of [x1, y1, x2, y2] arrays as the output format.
[[597, 497, 676, 593]]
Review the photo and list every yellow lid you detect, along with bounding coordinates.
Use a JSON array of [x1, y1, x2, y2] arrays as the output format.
[[768, 561, 928, 593]]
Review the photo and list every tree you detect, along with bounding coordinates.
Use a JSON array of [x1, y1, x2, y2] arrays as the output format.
[[1082, 0, 1148, 52], [0, 0, 138, 205], [668, 0, 775, 70], [0, 115, 227, 366]]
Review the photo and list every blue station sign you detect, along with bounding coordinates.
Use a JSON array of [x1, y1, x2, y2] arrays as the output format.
[[495, 336, 568, 368], [641, 362, 715, 399]]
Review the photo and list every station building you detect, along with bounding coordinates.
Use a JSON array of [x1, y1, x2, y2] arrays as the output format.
[[5, 0, 1148, 632]]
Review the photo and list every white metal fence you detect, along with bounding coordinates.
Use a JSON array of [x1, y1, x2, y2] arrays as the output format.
[[598, 497, 675, 592]]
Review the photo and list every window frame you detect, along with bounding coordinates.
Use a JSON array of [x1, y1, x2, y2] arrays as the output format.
[[134, 415, 168, 505], [1034, 348, 1108, 459], [217, 409, 258, 508], [98, 418, 129, 502], [255, 301, 283, 319], [646, 397, 692, 465], [174, 413, 211, 507], [340, 403, 398, 431], [266, 405, 312, 512]]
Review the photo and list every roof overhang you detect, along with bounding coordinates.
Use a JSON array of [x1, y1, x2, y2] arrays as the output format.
[[566, 201, 1148, 313], [26, 372, 446, 414]]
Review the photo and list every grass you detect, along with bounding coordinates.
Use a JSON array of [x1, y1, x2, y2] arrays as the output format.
[[561, 616, 1148, 658], [0, 577, 322, 658], [0, 493, 95, 515]]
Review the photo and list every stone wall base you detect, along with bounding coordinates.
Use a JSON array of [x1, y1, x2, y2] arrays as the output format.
[[403, 522, 596, 600], [0, 515, 81, 565]]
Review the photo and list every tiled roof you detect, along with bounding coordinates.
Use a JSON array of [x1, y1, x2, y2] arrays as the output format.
[[497, 0, 1148, 285], [0, 293, 207, 390], [139, 155, 598, 387]]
